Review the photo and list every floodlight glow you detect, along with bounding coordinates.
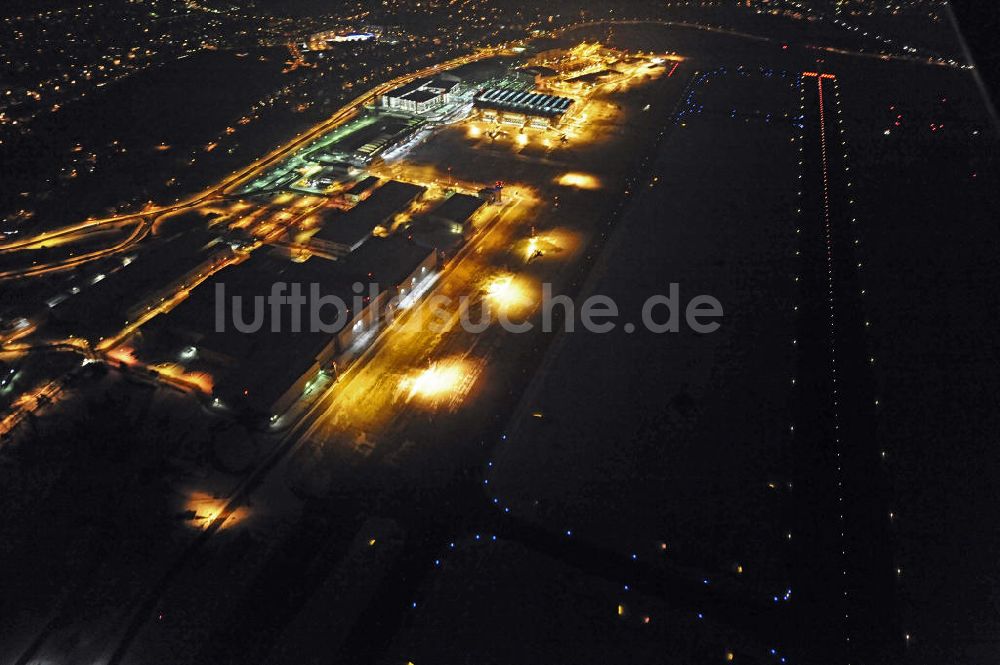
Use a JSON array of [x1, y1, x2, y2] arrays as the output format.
[[556, 172, 601, 189]]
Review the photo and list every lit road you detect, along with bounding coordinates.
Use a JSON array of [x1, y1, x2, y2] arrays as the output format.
[[96, 187, 551, 665], [0, 47, 512, 276], [0, 217, 149, 279], [0, 15, 952, 278]]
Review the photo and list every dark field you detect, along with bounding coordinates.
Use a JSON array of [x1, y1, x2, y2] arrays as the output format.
[[1, 48, 307, 230], [490, 66, 800, 595]]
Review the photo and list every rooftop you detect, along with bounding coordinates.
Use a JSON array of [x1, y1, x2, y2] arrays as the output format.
[[474, 89, 574, 117], [150, 252, 375, 412], [49, 230, 228, 342], [160, 253, 366, 344], [313, 180, 426, 250], [402, 89, 442, 104], [407, 219, 466, 256], [429, 193, 486, 226], [385, 75, 459, 101], [345, 175, 381, 196], [425, 76, 460, 92], [385, 76, 430, 100], [520, 65, 559, 78], [336, 234, 436, 289]]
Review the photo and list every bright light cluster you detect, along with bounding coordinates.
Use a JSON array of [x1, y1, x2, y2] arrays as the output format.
[[556, 172, 601, 190], [399, 358, 478, 410], [484, 273, 532, 312]]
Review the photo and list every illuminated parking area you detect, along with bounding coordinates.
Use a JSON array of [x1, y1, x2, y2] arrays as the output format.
[[455, 44, 677, 154]]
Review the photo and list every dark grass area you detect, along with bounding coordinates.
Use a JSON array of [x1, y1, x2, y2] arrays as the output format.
[[830, 55, 1000, 664], [382, 538, 770, 665], [0, 372, 242, 663], [489, 66, 799, 595]]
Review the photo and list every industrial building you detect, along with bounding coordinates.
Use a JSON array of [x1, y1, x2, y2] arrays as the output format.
[[301, 114, 425, 168], [47, 230, 233, 344], [335, 234, 437, 305], [306, 29, 375, 50], [147, 253, 381, 418], [473, 89, 574, 128], [427, 192, 486, 231], [382, 75, 460, 114], [407, 219, 466, 259], [351, 116, 427, 163], [343, 175, 381, 204], [310, 179, 426, 257], [518, 66, 558, 85], [530, 43, 616, 79], [408, 192, 488, 258], [238, 112, 424, 195], [303, 164, 354, 191], [142, 233, 435, 419]]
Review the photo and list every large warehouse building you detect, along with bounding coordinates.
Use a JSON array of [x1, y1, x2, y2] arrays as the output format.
[[409, 192, 488, 258], [147, 253, 381, 418], [47, 230, 233, 344], [473, 89, 574, 128], [143, 236, 436, 419], [427, 192, 486, 231], [310, 179, 426, 257]]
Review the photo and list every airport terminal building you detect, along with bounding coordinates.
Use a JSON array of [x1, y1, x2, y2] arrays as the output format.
[[473, 88, 574, 128], [382, 75, 460, 115]]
